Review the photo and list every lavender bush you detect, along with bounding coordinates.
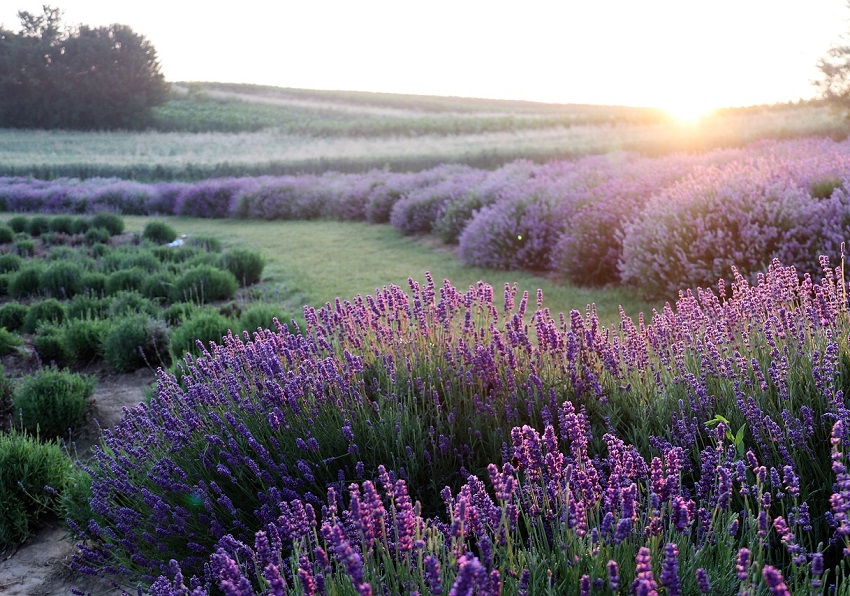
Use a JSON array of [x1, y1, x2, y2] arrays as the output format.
[[68, 251, 850, 594]]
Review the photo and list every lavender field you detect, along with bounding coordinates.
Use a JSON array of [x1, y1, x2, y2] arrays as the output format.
[[5, 130, 850, 593], [4, 136, 850, 301]]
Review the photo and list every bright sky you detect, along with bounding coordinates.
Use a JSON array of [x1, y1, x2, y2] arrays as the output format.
[[2, 1, 847, 115]]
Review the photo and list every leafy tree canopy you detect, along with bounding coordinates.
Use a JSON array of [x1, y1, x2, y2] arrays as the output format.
[[0, 5, 169, 129]]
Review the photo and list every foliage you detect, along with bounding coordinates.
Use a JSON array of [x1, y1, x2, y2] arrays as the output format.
[[25, 215, 50, 236], [60, 317, 108, 363], [102, 314, 170, 372], [14, 238, 35, 257], [90, 212, 125, 235], [0, 224, 13, 243], [0, 302, 28, 331], [39, 260, 84, 299], [238, 303, 292, 335], [142, 220, 177, 244], [0, 327, 22, 355], [0, 252, 22, 273], [0, 430, 73, 550], [47, 214, 74, 234], [33, 323, 69, 365], [170, 265, 238, 303], [104, 267, 147, 296], [12, 368, 94, 438], [140, 271, 176, 301], [21, 298, 67, 333], [84, 226, 111, 245], [6, 215, 28, 233], [220, 247, 265, 287], [0, 6, 169, 130], [169, 309, 233, 359]]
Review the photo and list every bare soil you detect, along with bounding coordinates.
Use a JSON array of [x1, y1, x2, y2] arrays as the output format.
[[0, 354, 156, 595]]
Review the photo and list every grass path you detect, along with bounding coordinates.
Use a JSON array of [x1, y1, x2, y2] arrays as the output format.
[[124, 216, 658, 326]]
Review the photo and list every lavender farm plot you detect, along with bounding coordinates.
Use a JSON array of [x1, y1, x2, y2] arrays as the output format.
[[62, 255, 850, 594]]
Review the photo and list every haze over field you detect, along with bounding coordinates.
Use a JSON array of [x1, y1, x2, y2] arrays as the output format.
[[2, 1, 847, 119]]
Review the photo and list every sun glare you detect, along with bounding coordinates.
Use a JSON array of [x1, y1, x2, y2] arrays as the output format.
[[663, 101, 716, 126]]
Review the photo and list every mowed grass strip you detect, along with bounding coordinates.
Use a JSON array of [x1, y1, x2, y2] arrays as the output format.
[[123, 216, 657, 326]]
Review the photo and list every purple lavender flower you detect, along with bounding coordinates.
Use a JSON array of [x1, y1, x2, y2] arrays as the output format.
[[660, 543, 680, 596], [695, 568, 710, 594], [424, 554, 444, 595], [607, 560, 620, 592], [736, 548, 750, 581], [449, 553, 483, 596], [762, 565, 790, 595]]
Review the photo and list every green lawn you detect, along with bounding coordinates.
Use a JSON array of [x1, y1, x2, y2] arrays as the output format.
[[124, 216, 658, 327]]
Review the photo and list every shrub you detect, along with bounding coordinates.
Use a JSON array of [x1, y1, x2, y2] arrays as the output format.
[[7, 215, 28, 233], [151, 245, 199, 264], [0, 273, 7, 297], [0, 430, 73, 549], [175, 179, 254, 218], [25, 215, 50, 236], [458, 194, 565, 271], [0, 253, 22, 273], [170, 265, 238, 303], [238, 303, 291, 335], [0, 327, 22, 355], [48, 215, 74, 234], [67, 292, 110, 320], [140, 271, 175, 301], [60, 318, 108, 363], [39, 260, 83, 299], [102, 315, 170, 372], [619, 159, 850, 298], [8, 262, 44, 298], [0, 302, 28, 331], [33, 323, 69, 365], [90, 212, 124, 236], [170, 309, 233, 358], [390, 169, 486, 236], [12, 368, 94, 439], [70, 216, 91, 234], [104, 267, 147, 296], [84, 226, 111, 245], [14, 238, 35, 257], [0, 225, 13, 244], [89, 242, 110, 258], [141, 220, 177, 245], [114, 249, 161, 273], [162, 302, 197, 325], [220, 247, 265, 287], [107, 290, 159, 318], [22, 299, 67, 333], [76, 273, 105, 297], [187, 235, 222, 252]]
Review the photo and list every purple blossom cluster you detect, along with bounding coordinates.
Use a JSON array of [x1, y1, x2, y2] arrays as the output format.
[[68, 252, 850, 593]]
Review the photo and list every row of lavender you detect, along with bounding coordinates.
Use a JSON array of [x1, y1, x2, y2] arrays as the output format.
[[4, 136, 850, 298], [69, 255, 850, 594]]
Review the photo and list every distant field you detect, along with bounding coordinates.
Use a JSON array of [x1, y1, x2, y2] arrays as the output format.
[[0, 82, 845, 180], [120, 216, 658, 327]]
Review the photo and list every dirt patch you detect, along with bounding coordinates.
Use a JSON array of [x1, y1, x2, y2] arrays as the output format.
[[1, 356, 156, 595]]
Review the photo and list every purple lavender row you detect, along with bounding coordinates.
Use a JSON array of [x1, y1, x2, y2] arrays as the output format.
[[5, 137, 850, 296]]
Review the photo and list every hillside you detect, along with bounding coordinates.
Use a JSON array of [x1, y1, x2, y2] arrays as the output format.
[[0, 83, 845, 180]]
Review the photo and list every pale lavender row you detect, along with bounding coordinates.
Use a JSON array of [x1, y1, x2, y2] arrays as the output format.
[[4, 136, 850, 296]]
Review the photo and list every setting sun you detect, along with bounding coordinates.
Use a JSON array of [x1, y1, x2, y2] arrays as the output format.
[[663, 101, 717, 126]]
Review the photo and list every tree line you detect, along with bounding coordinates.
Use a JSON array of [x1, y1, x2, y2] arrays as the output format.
[[0, 6, 168, 130]]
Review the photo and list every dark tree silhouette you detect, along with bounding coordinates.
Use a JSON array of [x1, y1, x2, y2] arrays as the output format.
[[0, 6, 169, 129]]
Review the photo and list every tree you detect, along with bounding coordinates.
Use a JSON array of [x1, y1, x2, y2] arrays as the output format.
[[0, 6, 169, 129]]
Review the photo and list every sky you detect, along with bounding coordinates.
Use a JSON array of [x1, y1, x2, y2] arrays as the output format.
[[2, 1, 848, 116]]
